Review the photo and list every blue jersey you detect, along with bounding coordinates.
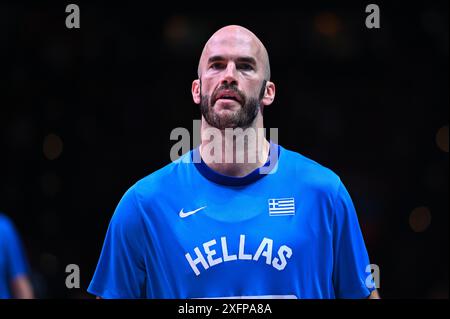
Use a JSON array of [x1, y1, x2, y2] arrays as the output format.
[[0, 214, 29, 298], [88, 143, 375, 299]]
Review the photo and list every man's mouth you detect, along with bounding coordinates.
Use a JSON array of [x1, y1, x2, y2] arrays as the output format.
[[214, 90, 243, 104], [218, 96, 239, 102]]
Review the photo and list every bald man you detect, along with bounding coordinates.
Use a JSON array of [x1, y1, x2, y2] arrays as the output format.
[[88, 25, 379, 299]]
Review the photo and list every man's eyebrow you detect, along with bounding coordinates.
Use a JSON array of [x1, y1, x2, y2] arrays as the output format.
[[207, 55, 225, 64], [207, 55, 257, 65], [236, 56, 257, 65]]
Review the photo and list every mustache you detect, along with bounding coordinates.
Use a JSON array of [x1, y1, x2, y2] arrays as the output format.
[[211, 84, 246, 106]]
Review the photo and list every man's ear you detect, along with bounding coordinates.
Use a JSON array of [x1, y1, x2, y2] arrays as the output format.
[[261, 81, 276, 106], [192, 79, 201, 104]]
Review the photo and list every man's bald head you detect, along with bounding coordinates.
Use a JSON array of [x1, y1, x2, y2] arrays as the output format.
[[197, 25, 271, 81]]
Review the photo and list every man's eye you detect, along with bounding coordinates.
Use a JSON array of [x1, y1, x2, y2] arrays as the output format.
[[238, 64, 254, 71], [210, 63, 224, 70]]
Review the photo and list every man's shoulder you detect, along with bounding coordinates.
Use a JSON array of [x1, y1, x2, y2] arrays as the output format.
[[128, 150, 194, 201], [279, 145, 342, 192], [108, 151, 195, 222], [0, 213, 13, 231], [0, 213, 16, 242]]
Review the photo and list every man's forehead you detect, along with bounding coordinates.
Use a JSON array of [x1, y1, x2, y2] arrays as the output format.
[[197, 25, 270, 78], [203, 32, 261, 58], [208, 29, 255, 46]]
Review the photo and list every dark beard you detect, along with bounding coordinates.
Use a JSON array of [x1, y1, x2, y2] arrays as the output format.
[[200, 80, 267, 130]]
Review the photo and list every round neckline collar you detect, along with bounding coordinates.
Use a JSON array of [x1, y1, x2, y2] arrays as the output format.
[[192, 142, 280, 186]]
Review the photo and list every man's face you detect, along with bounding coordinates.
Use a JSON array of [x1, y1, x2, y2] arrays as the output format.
[[197, 30, 268, 130]]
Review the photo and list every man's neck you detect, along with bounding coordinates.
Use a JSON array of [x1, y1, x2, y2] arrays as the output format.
[[199, 113, 270, 177]]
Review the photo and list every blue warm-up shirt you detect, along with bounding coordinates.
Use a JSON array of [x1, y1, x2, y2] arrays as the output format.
[[88, 143, 375, 298]]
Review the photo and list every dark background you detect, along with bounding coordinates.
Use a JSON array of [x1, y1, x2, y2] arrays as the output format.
[[0, 1, 448, 298]]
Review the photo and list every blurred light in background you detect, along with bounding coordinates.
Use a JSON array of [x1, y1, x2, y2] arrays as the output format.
[[314, 12, 342, 37], [436, 125, 449, 153], [311, 10, 355, 59], [164, 15, 190, 49], [163, 15, 214, 55], [43, 133, 63, 160], [409, 206, 432, 233]]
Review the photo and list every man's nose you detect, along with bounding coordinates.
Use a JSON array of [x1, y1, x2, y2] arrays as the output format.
[[220, 63, 238, 86]]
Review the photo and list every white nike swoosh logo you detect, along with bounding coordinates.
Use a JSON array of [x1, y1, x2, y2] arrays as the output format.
[[179, 206, 207, 218]]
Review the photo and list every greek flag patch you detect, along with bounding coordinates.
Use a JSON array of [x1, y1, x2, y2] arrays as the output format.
[[268, 198, 295, 216]]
